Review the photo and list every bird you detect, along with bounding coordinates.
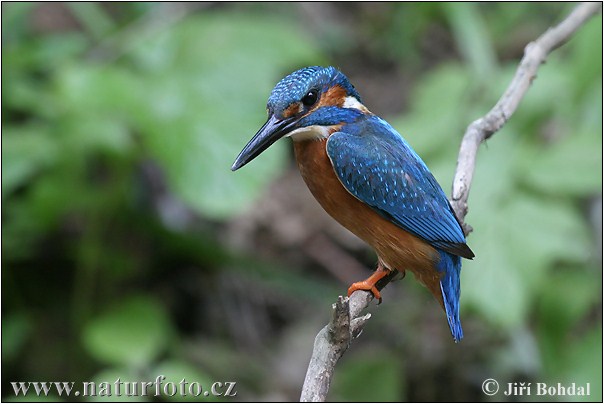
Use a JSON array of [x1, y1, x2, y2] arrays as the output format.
[[231, 66, 474, 342]]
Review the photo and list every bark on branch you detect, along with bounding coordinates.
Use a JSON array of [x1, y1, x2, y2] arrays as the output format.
[[300, 273, 398, 402], [300, 3, 601, 402]]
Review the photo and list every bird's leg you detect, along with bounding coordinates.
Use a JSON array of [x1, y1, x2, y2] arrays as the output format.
[[347, 264, 391, 304]]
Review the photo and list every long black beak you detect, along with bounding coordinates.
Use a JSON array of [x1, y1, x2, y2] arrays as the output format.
[[231, 114, 297, 171]]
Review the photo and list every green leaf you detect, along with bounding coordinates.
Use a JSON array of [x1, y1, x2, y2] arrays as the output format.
[[332, 349, 404, 401], [458, 134, 530, 327], [459, 120, 594, 327], [54, 64, 141, 115], [2, 312, 33, 363], [560, 328, 603, 402], [67, 3, 116, 41], [1, 3, 37, 42], [538, 266, 599, 339], [48, 12, 323, 220], [462, 191, 591, 328], [126, 12, 322, 219], [444, 3, 497, 80], [506, 195, 592, 269], [82, 295, 172, 367], [462, 219, 529, 328], [566, 14, 603, 97], [1, 125, 57, 197], [518, 129, 602, 197], [389, 63, 472, 159]]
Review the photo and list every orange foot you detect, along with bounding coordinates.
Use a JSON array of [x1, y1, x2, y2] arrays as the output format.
[[347, 266, 391, 304]]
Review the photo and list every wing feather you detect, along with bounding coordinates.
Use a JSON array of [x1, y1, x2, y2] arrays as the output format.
[[326, 118, 473, 259]]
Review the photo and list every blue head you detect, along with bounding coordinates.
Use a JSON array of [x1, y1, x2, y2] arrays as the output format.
[[267, 66, 361, 118], [232, 66, 367, 170]]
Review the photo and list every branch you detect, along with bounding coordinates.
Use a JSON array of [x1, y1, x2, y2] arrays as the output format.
[[300, 3, 600, 402], [450, 2, 602, 232], [299, 295, 369, 402], [300, 273, 397, 402]]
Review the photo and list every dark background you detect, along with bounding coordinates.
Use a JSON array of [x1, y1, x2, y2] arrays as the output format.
[[2, 2, 602, 401]]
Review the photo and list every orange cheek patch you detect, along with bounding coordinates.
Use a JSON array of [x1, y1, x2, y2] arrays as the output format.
[[283, 103, 301, 118], [319, 85, 347, 108]]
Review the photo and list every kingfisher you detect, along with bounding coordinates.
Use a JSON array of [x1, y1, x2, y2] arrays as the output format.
[[231, 66, 474, 342]]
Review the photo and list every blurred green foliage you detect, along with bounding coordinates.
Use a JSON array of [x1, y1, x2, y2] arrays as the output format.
[[2, 3, 602, 402]]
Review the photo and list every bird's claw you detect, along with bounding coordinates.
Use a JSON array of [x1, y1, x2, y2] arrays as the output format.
[[347, 283, 382, 303]]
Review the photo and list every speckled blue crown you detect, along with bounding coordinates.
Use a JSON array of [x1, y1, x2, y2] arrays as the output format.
[[267, 66, 361, 112]]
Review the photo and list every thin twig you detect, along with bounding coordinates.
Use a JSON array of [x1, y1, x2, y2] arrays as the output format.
[[450, 2, 602, 231], [300, 3, 601, 402]]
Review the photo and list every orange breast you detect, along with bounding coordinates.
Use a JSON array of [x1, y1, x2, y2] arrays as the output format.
[[293, 138, 443, 303]]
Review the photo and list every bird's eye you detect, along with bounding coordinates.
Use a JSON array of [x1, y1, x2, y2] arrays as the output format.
[[301, 90, 319, 107]]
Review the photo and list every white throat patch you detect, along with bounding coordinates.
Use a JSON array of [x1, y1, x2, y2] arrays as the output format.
[[287, 125, 331, 142], [343, 96, 369, 113]]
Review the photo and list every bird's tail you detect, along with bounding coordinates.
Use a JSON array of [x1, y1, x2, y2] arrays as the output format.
[[436, 250, 463, 342]]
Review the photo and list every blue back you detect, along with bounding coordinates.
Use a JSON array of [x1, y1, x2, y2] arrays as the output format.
[[326, 115, 471, 257]]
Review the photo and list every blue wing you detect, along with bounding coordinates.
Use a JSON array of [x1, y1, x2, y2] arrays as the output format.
[[326, 116, 473, 258]]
